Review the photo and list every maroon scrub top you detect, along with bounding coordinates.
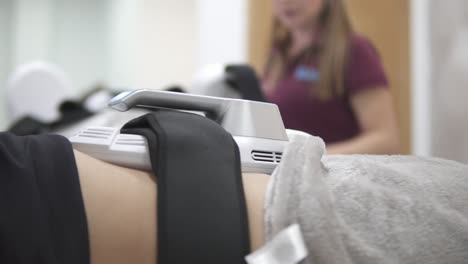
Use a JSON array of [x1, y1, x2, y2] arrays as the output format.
[[265, 34, 389, 144]]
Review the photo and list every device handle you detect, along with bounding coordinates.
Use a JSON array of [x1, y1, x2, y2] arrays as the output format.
[[109, 89, 289, 141], [109, 89, 228, 114]]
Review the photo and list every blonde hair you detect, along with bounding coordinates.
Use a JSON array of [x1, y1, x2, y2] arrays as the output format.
[[266, 0, 353, 100]]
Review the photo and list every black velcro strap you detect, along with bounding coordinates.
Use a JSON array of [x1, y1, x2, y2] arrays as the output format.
[[121, 110, 251, 264]]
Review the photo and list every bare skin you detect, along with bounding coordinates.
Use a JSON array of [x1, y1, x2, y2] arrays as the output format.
[[75, 150, 270, 264], [327, 88, 401, 154]]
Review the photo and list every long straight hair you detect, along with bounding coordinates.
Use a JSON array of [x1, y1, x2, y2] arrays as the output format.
[[266, 0, 353, 100]]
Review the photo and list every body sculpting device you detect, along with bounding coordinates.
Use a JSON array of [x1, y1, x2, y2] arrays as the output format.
[[70, 89, 289, 174]]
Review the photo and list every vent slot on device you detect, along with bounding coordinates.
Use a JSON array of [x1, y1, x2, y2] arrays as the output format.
[[79, 128, 114, 139], [251, 150, 282, 163], [115, 138, 146, 146]]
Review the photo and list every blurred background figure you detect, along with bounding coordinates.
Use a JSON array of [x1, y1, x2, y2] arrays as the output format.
[[262, 0, 400, 154]]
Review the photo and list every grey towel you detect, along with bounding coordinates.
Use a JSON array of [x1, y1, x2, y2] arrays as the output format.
[[264, 130, 468, 264]]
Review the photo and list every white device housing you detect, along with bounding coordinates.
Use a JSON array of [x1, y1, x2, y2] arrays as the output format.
[[109, 89, 288, 141], [70, 127, 150, 171], [70, 89, 289, 174], [70, 126, 287, 174]]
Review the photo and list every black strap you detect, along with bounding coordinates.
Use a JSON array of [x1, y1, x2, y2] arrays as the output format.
[[225, 65, 266, 102], [121, 110, 251, 264]]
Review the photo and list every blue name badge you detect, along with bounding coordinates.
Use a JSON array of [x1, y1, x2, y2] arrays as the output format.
[[294, 65, 320, 82]]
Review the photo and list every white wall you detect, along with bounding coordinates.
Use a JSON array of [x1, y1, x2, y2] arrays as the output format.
[[51, 0, 110, 93], [11, 0, 54, 67], [108, 0, 198, 89], [411, 0, 468, 163], [105, 0, 250, 89], [6, 0, 109, 110], [429, 0, 468, 163], [411, 0, 432, 156], [0, 0, 12, 129], [197, 0, 249, 68]]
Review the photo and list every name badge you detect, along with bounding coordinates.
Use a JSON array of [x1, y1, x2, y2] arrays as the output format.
[[294, 65, 319, 82]]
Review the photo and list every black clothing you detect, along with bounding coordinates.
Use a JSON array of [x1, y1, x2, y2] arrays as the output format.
[[0, 132, 89, 264]]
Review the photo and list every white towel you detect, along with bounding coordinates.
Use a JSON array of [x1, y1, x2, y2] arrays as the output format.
[[264, 130, 468, 264]]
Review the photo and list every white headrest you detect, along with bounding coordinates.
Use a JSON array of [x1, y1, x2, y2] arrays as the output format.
[[6, 61, 74, 123]]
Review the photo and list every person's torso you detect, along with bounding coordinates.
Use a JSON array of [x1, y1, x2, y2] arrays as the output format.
[[266, 63, 359, 144]]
